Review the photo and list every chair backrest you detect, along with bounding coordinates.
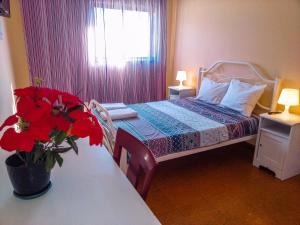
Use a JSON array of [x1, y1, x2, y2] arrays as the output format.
[[113, 128, 157, 200]]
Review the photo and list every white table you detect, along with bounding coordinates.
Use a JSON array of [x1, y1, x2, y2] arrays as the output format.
[[0, 140, 161, 225]]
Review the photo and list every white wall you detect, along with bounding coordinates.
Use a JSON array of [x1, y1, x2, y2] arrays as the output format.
[[4, 0, 30, 88], [173, 0, 300, 113], [0, 18, 15, 125]]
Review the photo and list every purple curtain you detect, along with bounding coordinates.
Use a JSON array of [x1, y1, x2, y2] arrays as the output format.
[[20, 0, 166, 104]]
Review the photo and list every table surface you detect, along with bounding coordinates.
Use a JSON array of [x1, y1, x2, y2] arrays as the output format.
[[0, 140, 161, 225], [260, 112, 300, 126], [168, 85, 195, 91]]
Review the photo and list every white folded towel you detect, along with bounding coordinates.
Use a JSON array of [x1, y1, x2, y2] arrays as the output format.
[[101, 108, 138, 121], [101, 103, 127, 110]]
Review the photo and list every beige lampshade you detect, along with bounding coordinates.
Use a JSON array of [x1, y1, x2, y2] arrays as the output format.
[[278, 88, 299, 106], [176, 71, 187, 82]]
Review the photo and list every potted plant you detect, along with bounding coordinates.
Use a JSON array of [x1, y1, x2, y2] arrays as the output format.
[[0, 86, 103, 199]]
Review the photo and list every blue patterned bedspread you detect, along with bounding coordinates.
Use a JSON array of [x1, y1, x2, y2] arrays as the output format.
[[94, 98, 259, 158]]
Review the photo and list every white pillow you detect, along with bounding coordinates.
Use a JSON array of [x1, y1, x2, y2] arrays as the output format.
[[220, 79, 266, 117], [196, 78, 229, 104]]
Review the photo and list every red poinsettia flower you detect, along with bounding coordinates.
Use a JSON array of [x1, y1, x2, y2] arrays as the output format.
[[16, 97, 52, 123], [29, 118, 53, 142], [0, 128, 35, 152], [89, 124, 103, 145], [60, 91, 81, 109], [14, 86, 37, 99], [0, 86, 103, 172], [49, 114, 71, 132], [69, 109, 103, 145], [38, 87, 61, 104], [0, 114, 18, 132], [0, 86, 103, 154]]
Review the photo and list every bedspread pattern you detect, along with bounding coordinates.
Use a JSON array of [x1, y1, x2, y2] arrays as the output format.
[[95, 98, 259, 158]]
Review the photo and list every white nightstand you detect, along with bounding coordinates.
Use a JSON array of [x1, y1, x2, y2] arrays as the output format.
[[253, 113, 300, 180], [168, 86, 196, 100]]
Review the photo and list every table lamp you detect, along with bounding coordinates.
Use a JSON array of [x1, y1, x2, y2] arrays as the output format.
[[176, 71, 187, 87], [278, 88, 299, 115]]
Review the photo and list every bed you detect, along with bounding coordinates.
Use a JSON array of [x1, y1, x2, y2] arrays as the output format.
[[90, 60, 282, 163]]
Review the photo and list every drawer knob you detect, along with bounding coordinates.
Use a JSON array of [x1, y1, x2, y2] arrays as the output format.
[[259, 143, 262, 147]]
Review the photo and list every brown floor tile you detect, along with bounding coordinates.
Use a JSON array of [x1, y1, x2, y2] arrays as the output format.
[[147, 143, 300, 225]]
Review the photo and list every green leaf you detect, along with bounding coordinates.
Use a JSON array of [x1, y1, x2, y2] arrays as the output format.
[[32, 144, 44, 163], [54, 131, 67, 145], [53, 147, 72, 153], [67, 137, 79, 155], [49, 129, 60, 138], [45, 151, 56, 172], [33, 149, 44, 163], [54, 153, 63, 167]]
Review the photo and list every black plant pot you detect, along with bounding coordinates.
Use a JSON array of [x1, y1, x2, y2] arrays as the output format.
[[5, 154, 52, 199]]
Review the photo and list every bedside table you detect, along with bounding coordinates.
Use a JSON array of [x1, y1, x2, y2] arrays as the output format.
[[253, 113, 300, 180], [168, 86, 196, 100]]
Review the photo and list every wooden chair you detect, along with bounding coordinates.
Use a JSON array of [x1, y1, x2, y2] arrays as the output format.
[[113, 128, 157, 200]]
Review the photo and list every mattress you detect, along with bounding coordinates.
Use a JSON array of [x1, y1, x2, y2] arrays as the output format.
[[94, 98, 259, 158]]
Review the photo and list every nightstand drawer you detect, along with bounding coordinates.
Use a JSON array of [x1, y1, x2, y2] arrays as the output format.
[[260, 118, 291, 138], [257, 131, 288, 170], [169, 89, 179, 96], [179, 90, 195, 98], [168, 86, 196, 99], [169, 95, 180, 100]]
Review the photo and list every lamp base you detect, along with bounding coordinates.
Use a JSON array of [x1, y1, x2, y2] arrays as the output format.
[[280, 105, 291, 119], [178, 80, 184, 87], [282, 105, 290, 115]]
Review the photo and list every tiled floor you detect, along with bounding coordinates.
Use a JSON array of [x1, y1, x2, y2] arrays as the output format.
[[147, 143, 300, 225]]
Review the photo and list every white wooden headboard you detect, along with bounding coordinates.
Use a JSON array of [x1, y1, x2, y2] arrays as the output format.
[[197, 60, 282, 112]]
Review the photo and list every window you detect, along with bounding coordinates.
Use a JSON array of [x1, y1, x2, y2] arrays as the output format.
[[88, 8, 151, 66]]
